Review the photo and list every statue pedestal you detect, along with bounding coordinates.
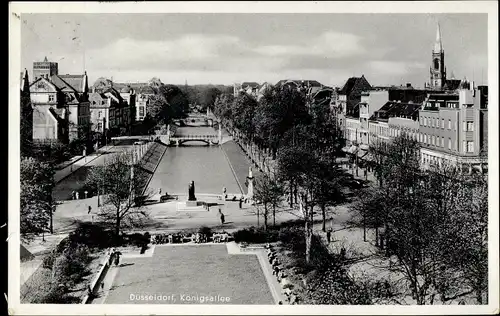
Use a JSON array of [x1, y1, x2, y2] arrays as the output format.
[[177, 201, 205, 212]]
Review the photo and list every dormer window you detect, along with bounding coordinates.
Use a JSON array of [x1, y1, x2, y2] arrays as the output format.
[[49, 95, 54, 102]]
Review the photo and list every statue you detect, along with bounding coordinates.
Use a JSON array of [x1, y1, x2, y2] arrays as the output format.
[[188, 181, 196, 201]]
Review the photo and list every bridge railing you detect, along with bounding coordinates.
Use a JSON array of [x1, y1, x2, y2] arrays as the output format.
[[170, 135, 218, 139]]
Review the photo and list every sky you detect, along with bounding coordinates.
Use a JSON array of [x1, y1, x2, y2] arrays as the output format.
[[20, 13, 488, 88]]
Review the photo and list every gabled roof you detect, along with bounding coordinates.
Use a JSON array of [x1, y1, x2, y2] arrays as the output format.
[[338, 76, 371, 95], [29, 77, 58, 92], [50, 75, 86, 93]]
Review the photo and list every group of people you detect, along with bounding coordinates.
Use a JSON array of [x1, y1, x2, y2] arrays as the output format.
[[108, 248, 122, 266], [72, 190, 90, 200], [151, 231, 233, 245], [267, 245, 299, 305]]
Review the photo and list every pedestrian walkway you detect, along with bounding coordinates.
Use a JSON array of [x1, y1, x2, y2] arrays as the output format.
[[54, 145, 115, 183]]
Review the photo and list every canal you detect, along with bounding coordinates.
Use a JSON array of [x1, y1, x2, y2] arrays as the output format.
[[147, 125, 260, 196]]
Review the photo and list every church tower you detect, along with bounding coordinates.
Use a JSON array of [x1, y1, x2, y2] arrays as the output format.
[[430, 23, 446, 90]]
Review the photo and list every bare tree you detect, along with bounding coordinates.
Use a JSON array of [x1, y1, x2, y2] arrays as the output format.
[[86, 151, 152, 241]]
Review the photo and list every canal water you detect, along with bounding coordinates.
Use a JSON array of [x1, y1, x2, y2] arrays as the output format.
[[147, 126, 245, 195]]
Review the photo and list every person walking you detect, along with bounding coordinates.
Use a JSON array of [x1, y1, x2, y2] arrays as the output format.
[[219, 209, 225, 225], [75, 191, 79, 200], [239, 196, 243, 209], [72, 191, 76, 200], [326, 229, 331, 244], [88, 206, 92, 214]]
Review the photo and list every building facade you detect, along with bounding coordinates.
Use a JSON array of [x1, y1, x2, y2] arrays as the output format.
[[33, 56, 59, 81], [335, 75, 372, 133], [419, 81, 488, 172], [29, 60, 91, 145]]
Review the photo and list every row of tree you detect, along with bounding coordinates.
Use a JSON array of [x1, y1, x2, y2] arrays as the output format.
[[214, 85, 488, 305], [354, 135, 488, 304], [213, 86, 348, 265]]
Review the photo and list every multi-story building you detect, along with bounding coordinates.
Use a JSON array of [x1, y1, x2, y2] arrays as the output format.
[[29, 60, 90, 145], [32, 56, 59, 81], [335, 75, 372, 135], [89, 87, 133, 138], [419, 81, 488, 172], [135, 85, 156, 121]]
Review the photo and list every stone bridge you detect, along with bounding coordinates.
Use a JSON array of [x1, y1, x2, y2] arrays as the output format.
[[167, 134, 221, 146]]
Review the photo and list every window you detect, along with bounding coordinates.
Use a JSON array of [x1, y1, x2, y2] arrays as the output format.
[[139, 107, 145, 117], [448, 138, 452, 149], [431, 135, 435, 145], [467, 141, 474, 153], [467, 121, 474, 132], [441, 137, 444, 147], [97, 123, 102, 131], [98, 111, 102, 118], [441, 119, 445, 129], [48, 94, 54, 102], [423, 117, 426, 126], [448, 119, 452, 129]]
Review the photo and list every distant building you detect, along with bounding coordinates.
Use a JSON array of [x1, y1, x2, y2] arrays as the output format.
[[29, 59, 90, 145], [135, 85, 156, 121], [89, 86, 133, 138], [32, 56, 59, 81], [419, 80, 488, 173], [335, 75, 372, 148], [425, 23, 464, 92]]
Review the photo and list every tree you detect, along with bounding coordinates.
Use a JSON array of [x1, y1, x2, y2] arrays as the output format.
[[368, 138, 388, 187], [253, 174, 284, 229], [85, 152, 151, 241], [20, 157, 55, 242]]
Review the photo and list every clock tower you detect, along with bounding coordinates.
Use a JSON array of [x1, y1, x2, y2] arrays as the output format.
[[430, 23, 446, 90]]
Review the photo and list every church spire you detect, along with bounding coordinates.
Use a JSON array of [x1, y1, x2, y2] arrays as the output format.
[[434, 23, 443, 52], [22, 68, 30, 92]]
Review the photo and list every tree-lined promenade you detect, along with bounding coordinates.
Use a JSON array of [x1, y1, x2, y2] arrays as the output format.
[[20, 81, 488, 305], [211, 84, 488, 305]]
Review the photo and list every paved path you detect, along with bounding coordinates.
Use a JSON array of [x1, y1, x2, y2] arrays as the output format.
[[51, 193, 301, 234], [52, 144, 134, 201]]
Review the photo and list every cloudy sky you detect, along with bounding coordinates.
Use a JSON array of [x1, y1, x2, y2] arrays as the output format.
[[20, 13, 488, 87]]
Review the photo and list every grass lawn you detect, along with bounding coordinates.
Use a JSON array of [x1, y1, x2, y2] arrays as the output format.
[[104, 245, 274, 304]]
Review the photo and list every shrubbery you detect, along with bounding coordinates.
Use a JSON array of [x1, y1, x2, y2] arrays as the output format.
[[233, 226, 279, 243], [68, 222, 115, 249]]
